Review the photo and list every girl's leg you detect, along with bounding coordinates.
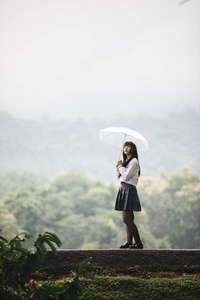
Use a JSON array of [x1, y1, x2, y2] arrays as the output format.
[[123, 210, 141, 244], [126, 226, 133, 244], [124, 211, 133, 244]]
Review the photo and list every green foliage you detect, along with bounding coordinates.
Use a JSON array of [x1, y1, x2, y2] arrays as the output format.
[[0, 200, 20, 240], [79, 275, 200, 300], [28, 257, 93, 300], [0, 231, 61, 299], [0, 170, 48, 198], [0, 231, 93, 300], [138, 167, 200, 249], [0, 167, 200, 250], [166, 167, 200, 195], [4, 188, 45, 239]]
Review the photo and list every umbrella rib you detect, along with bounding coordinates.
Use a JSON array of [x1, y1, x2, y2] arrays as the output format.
[[119, 134, 127, 158]]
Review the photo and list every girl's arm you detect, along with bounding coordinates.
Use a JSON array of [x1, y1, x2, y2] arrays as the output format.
[[118, 159, 138, 181], [116, 167, 122, 178], [116, 159, 123, 179]]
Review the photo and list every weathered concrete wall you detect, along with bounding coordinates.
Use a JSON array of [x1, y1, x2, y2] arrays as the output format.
[[38, 249, 200, 276]]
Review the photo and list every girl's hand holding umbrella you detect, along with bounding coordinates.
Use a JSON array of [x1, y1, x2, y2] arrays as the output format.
[[116, 159, 122, 168]]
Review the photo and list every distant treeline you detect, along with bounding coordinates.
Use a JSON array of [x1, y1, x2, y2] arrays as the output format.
[[0, 109, 200, 180], [0, 167, 199, 249]]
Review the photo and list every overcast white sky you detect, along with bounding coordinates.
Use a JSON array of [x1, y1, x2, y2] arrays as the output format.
[[0, 0, 199, 121]]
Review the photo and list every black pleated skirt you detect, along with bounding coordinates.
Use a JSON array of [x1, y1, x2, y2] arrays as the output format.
[[115, 182, 141, 211]]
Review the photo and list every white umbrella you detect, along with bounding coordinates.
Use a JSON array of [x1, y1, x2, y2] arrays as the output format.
[[99, 127, 148, 156]]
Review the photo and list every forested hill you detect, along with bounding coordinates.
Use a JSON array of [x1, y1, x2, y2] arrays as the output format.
[[0, 109, 199, 180]]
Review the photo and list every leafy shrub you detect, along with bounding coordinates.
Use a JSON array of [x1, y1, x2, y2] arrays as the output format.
[[0, 230, 93, 299]]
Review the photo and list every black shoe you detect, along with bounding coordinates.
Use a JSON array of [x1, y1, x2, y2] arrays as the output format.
[[129, 242, 143, 249], [119, 242, 130, 249]]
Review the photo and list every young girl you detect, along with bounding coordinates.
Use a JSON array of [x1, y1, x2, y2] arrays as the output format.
[[115, 141, 143, 249]]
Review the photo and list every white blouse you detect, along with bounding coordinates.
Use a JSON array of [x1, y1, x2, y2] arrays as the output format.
[[116, 158, 139, 186]]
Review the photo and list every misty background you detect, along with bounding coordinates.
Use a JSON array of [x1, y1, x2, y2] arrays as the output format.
[[0, 0, 200, 249], [0, 0, 199, 121]]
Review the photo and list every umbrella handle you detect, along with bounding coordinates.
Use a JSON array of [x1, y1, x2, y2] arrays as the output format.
[[118, 149, 122, 159]]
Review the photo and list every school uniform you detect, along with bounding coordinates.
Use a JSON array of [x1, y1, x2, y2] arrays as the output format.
[[115, 158, 141, 211]]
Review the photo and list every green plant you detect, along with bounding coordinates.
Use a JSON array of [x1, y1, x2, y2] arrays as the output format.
[[0, 230, 93, 299], [80, 275, 200, 300]]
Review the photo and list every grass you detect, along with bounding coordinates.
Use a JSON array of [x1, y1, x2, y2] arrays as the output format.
[[79, 274, 200, 300], [34, 271, 200, 300]]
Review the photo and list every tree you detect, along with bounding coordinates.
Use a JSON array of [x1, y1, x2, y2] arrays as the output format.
[[0, 200, 20, 239], [4, 188, 45, 238], [1, 168, 199, 250]]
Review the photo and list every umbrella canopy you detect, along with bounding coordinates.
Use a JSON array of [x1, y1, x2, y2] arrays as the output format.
[[99, 127, 148, 152]]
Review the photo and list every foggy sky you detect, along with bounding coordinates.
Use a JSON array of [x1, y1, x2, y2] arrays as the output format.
[[0, 0, 200, 121]]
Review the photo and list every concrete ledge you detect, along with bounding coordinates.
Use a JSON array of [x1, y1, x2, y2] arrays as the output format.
[[38, 249, 200, 276]]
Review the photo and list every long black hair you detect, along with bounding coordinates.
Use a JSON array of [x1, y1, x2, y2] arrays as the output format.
[[122, 141, 141, 176]]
